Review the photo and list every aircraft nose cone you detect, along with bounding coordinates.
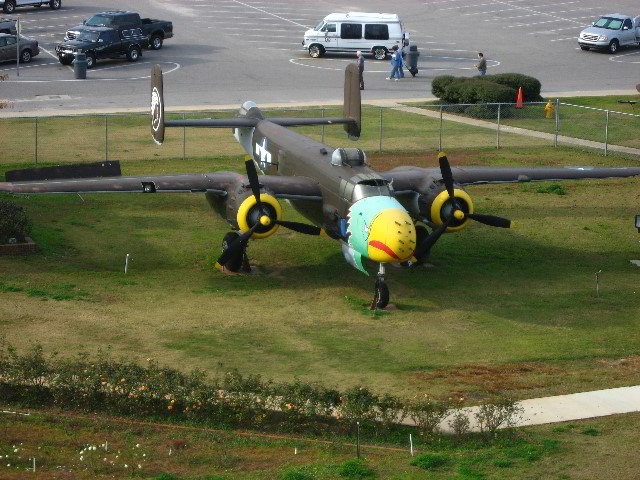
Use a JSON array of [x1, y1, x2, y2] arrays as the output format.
[[367, 208, 416, 263]]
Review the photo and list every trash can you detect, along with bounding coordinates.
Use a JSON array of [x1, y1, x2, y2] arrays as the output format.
[[73, 52, 87, 80], [406, 45, 419, 77]]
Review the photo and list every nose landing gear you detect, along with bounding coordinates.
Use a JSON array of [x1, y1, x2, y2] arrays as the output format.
[[371, 263, 390, 310]]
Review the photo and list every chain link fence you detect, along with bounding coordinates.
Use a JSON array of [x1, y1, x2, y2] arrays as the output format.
[[1, 102, 639, 166]]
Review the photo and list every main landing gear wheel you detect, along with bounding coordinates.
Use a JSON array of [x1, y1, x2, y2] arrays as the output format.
[[221, 232, 248, 272], [371, 264, 389, 310]]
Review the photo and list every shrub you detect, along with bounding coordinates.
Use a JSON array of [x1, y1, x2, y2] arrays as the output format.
[[282, 468, 314, 480], [337, 459, 376, 478], [474, 398, 524, 434], [536, 183, 567, 195], [410, 453, 451, 470], [406, 396, 450, 437], [338, 386, 379, 424], [484, 73, 542, 101], [376, 393, 405, 431], [0, 200, 31, 244], [431, 75, 457, 98], [448, 410, 471, 439], [431, 73, 542, 104]]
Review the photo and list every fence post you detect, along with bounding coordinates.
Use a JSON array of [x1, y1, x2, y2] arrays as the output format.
[[183, 112, 186, 161], [34, 117, 38, 164], [379, 107, 383, 153], [496, 103, 501, 149], [604, 110, 609, 156], [321, 108, 325, 144], [439, 105, 443, 151], [554, 99, 559, 147], [105, 115, 108, 161]]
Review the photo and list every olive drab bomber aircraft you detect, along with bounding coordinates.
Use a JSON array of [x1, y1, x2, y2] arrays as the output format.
[[3, 64, 640, 308]]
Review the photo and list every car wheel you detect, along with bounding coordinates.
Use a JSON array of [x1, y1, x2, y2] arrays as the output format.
[[579, 45, 589, 51], [3, 1, 16, 14], [85, 53, 96, 69], [608, 39, 619, 54], [127, 46, 141, 62], [150, 34, 163, 50], [373, 46, 387, 60], [49, 0, 61, 9], [58, 56, 72, 66], [308, 44, 324, 58], [20, 49, 32, 63]]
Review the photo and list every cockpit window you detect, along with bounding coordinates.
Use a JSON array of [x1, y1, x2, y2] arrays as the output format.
[[357, 179, 389, 187]]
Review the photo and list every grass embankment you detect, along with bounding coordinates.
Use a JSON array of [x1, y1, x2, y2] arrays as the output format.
[[2, 408, 640, 479], [1, 146, 640, 402]]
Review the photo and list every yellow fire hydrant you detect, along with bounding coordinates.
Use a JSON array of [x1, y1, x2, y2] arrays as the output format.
[[544, 98, 554, 119]]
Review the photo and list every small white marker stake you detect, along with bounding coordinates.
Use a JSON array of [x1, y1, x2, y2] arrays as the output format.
[[105, 441, 108, 452], [33, 457, 35, 472], [125, 254, 130, 274], [410, 433, 414, 456], [294, 447, 297, 455], [596, 269, 602, 297]]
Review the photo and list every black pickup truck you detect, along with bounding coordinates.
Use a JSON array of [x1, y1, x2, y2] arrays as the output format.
[[66, 11, 173, 50], [55, 26, 146, 68]]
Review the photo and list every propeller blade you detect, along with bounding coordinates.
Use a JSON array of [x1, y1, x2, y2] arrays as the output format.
[[216, 224, 258, 267], [245, 159, 264, 213], [468, 213, 511, 228], [275, 220, 322, 235], [414, 219, 451, 259], [438, 154, 456, 201]]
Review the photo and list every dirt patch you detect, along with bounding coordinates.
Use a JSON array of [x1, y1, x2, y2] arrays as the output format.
[[597, 356, 640, 369], [412, 362, 564, 395]]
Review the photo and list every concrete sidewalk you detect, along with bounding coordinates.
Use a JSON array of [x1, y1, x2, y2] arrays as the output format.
[[429, 385, 640, 433]]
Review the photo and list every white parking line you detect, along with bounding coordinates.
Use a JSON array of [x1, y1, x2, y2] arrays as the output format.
[[244, 40, 300, 45], [220, 0, 311, 28], [436, 0, 529, 11], [194, 16, 311, 22], [19, 14, 84, 23], [549, 37, 577, 42], [225, 32, 298, 38], [217, 27, 296, 32], [461, 1, 579, 15], [528, 25, 588, 34], [491, 0, 592, 25]]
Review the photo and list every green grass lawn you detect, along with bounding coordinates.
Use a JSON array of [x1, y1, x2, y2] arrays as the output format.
[[2, 146, 640, 403], [2, 408, 640, 479]]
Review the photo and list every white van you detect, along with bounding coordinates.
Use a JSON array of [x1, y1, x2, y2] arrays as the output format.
[[302, 12, 408, 60]]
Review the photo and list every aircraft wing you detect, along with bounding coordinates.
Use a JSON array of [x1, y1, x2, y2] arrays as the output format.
[[383, 166, 640, 191], [0, 171, 323, 200]]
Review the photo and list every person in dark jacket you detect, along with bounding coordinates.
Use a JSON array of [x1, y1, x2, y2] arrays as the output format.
[[475, 52, 487, 76], [356, 50, 364, 90]]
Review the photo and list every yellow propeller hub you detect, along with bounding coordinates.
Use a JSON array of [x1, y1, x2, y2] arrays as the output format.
[[453, 210, 465, 221], [259, 215, 271, 226]]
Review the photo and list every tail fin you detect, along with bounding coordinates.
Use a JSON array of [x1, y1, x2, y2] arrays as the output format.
[[151, 64, 165, 145], [343, 63, 361, 140]]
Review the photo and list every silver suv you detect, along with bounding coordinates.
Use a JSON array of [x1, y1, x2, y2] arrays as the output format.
[[578, 14, 640, 53]]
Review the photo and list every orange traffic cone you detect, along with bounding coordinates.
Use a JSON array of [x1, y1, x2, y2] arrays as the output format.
[[516, 87, 524, 108]]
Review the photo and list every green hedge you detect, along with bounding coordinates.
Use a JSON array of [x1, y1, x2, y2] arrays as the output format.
[[431, 73, 542, 104]]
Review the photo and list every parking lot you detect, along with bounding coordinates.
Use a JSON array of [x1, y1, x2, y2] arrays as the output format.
[[0, 0, 639, 113]]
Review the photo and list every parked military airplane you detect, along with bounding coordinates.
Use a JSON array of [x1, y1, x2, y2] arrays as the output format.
[[3, 64, 640, 308]]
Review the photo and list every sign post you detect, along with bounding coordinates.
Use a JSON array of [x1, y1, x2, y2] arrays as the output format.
[[16, 17, 20, 77]]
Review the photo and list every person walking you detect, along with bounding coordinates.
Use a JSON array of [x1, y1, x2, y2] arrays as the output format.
[[386, 45, 401, 81], [356, 50, 364, 90], [475, 52, 487, 76]]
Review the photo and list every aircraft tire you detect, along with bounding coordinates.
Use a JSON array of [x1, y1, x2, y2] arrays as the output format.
[[221, 232, 244, 272], [373, 280, 389, 309]]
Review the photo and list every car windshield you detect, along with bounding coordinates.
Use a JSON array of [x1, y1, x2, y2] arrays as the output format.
[[75, 31, 100, 42], [315, 21, 325, 31], [86, 15, 116, 27], [593, 17, 623, 30]]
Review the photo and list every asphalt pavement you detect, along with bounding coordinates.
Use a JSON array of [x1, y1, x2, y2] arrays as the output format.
[[0, 0, 639, 114]]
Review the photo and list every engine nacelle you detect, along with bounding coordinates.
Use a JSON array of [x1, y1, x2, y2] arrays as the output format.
[[418, 186, 474, 232], [206, 182, 282, 239]]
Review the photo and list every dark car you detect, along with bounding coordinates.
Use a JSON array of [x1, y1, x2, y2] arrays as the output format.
[[1, 0, 60, 14], [55, 26, 146, 68], [0, 32, 38, 63], [0, 18, 16, 34], [68, 10, 173, 50]]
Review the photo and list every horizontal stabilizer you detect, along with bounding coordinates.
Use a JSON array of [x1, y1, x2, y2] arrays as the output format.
[[163, 117, 355, 129], [5, 161, 121, 182]]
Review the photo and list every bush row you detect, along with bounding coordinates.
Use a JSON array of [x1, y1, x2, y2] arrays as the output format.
[[0, 341, 522, 437], [431, 73, 542, 104]]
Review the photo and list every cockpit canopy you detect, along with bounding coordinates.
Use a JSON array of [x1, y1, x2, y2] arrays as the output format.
[[331, 148, 366, 167]]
